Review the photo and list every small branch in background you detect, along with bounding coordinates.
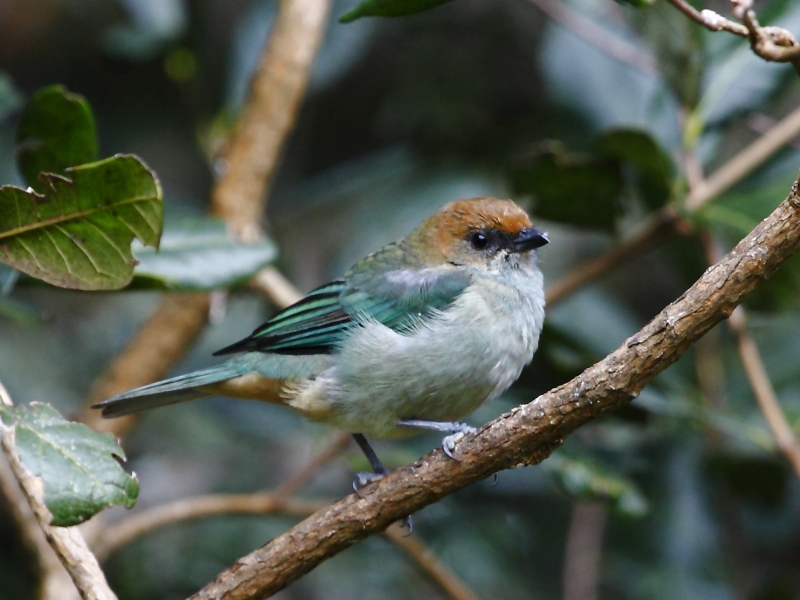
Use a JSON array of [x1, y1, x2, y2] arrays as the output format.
[[80, 0, 331, 431], [0, 452, 80, 600], [700, 234, 800, 478], [547, 101, 800, 304], [747, 113, 800, 151], [526, 0, 657, 75], [384, 524, 483, 600], [728, 307, 800, 478], [93, 494, 328, 562], [250, 265, 304, 309], [0, 379, 11, 405], [666, 0, 747, 36], [665, 0, 800, 70], [272, 432, 352, 504], [562, 502, 607, 600], [211, 0, 332, 239], [0, 386, 116, 600], [686, 104, 800, 211], [81, 294, 212, 436], [545, 209, 680, 307]]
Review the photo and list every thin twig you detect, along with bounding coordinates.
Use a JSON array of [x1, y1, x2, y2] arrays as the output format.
[[686, 104, 800, 211], [526, 0, 657, 75], [562, 502, 607, 600], [546, 102, 800, 304], [0, 452, 80, 600], [187, 177, 800, 600], [81, 0, 331, 432], [545, 209, 680, 307], [0, 379, 11, 406], [665, 0, 747, 36], [93, 494, 328, 561], [250, 265, 304, 309], [0, 388, 116, 600], [728, 307, 800, 477], [384, 525, 482, 600], [272, 432, 352, 504]]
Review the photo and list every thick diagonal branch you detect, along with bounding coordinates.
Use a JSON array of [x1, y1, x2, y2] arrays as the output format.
[[190, 179, 800, 599]]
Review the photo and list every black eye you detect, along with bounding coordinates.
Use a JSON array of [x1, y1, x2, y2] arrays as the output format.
[[470, 231, 489, 250]]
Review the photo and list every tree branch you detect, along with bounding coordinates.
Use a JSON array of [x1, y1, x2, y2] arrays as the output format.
[[728, 306, 800, 476], [0, 390, 116, 600], [664, 0, 800, 70], [80, 0, 331, 433], [186, 178, 800, 599]]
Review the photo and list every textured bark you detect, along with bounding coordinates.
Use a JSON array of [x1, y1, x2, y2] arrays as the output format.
[[190, 180, 800, 600]]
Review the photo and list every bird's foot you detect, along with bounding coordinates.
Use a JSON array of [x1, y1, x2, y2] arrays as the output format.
[[352, 470, 414, 533], [352, 470, 386, 496], [442, 424, 477, 460]]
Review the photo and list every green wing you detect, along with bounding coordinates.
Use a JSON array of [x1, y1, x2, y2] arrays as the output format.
[[214, 260, 470, 356]]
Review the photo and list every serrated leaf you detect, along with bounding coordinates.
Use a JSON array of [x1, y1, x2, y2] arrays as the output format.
[[593, 129, 674, 210], [131, 218, 277, 290], [0, 155, 163, 290], [546, 453, 648, 518], [0, 402, 138, 526], [16, 86, 98, 193], [511, 141, 622, 231], [339, 0, 456, 23]]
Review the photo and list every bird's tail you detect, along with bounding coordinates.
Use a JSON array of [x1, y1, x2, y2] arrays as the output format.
[[92, 365, 245, 418]]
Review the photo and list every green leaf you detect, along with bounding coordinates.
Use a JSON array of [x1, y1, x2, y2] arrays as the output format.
[[16, 86, 98, 193], [593, 129, 674, 210], [0, 155, 163, 290], [0, 402, 138, 526], [339, 0, 456, 23], [510, 141, 622, 231], [545, 453, 648, 518], [131, 218, 277, 290]]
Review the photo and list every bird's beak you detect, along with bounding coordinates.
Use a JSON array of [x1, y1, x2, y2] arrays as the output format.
[[512, 227, 549, 252]]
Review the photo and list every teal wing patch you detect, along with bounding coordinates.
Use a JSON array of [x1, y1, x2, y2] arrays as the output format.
[[213, 268, 470, 356]]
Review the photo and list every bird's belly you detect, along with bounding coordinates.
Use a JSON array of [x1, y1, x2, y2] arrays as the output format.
[[294, 285, 541, 438]]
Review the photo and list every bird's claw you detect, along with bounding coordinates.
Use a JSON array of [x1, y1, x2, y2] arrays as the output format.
[[442, 425, 477, 460], [400, 515, 413, 535], [352, 471, 386, 496]]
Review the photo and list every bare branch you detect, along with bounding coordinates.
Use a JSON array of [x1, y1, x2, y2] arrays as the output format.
[[547, 102, 800, 304], [526, 0, 657, 75], [94, 494, 328, 562], [665, 0, 800, 68], [546, 209, 680, 307], [211, 0, 332, 239], [562, 502, 607, 600], [0, 391, 116, 600], [187, 178, 800, 600], [728, 307, 800, 477], [81, 0, 331, 432], [686, 105, 800, 211], [666, 0, 748, 36], [250, 265, 304, 309], [384, 525, 483, 600]]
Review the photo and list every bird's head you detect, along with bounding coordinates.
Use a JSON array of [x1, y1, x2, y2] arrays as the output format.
[[405, 197, 549, 271]]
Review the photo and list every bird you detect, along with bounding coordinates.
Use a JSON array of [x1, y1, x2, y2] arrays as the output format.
[[94, 197, 548, 505]]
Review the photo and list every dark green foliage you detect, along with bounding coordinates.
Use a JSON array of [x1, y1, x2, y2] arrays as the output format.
[[16, 86, 98, 192], [339, 0, 457, 23], [511, 141, 623, 230], [0, 403, 138, 526]]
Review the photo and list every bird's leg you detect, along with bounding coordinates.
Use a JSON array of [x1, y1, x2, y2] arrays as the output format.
[[397, 419, 477, 460], [351, 433, 413, 534], [352, 433, 388, 491]]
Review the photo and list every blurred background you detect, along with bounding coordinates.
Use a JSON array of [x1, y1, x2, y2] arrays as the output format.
[[2, 0, 800, 598]]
